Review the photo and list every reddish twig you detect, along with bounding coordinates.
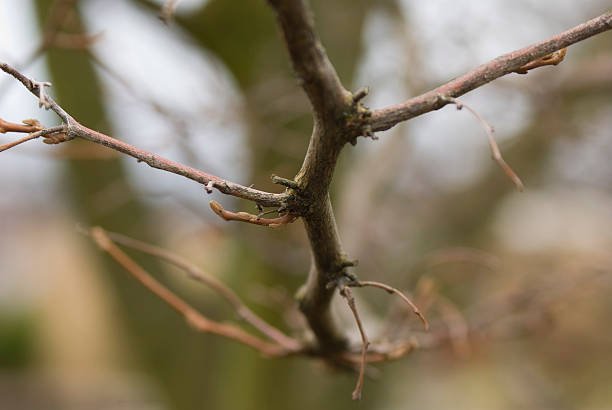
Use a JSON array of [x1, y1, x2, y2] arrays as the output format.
[[339, 286, 369, 401], [0, 118, 44, 134], [336, 338, 419, 364], [441, 96, 524, 191], [370, 12, 612, 132], [89, 226, 290, 357], [357, 280, 429, 330], [0, 125, 67, 153], [98, 229, 301, 351], [210, 200, 297, 228]]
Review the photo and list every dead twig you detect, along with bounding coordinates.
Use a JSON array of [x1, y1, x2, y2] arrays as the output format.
[[441, 96, 524, 191]]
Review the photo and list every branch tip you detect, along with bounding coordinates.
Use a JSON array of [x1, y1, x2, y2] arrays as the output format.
[[442, 97, 524, 192], [357, 280, 429, 330], [209, 200, 297, 228]]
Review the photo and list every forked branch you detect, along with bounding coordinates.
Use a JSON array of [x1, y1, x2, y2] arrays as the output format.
[[88, 226, 291, 357]]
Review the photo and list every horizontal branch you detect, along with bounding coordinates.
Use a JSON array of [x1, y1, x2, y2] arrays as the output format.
[[370, 11, 612, 132], [0, 62, 287, 207]]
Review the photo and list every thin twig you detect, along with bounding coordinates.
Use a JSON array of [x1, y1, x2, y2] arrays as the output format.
[[88, 226, 290, 357], [0, 126, 67, 153], [97, 229, 301, 351], [339, 286, 369, 401], [210, 200, 297, 228], [357, 280, 429, 330], [442, 96, 524, 191]]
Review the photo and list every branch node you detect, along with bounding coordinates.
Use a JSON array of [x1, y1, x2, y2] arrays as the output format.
[[204, 181, 214, 194], [31, 78, 53, 110]]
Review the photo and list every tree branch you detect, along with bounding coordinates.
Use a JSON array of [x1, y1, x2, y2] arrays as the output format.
[[370, 11, 612, 132], [0, 62, 287, 207]]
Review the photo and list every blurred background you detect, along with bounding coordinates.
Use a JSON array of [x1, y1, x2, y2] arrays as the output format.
[[1, 0, 611, 409]]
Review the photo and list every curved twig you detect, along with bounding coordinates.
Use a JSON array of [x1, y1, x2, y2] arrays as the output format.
[[357, 280, 429, 330], [89, 226, 290, 357], [441, 96, 524, 191]]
